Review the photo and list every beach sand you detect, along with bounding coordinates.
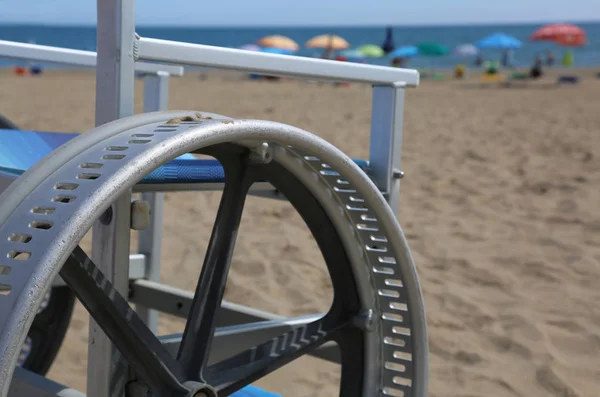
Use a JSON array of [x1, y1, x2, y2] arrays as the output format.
[[1, 67, 599, 397]]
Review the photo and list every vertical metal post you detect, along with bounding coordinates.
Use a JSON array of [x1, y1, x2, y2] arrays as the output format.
[[142, 71, 169, 113], [90, 0, 135, 396], [368, 82, 406, 218], [136, 71, 170, 334]]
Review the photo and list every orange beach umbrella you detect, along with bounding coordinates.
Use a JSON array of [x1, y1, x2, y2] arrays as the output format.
[[305, 34, 350, 50], [256, 35, 299, 51]]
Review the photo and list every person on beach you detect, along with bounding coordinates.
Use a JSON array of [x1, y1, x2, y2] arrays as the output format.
[[546, 50, 555, 67], [501, 50, 514, 68], [484, 60, 499, 75], [530, 55, 543, 78], [391, 57, 406, 68]]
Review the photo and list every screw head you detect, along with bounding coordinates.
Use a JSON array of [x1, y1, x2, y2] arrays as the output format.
[[353, 309, 377, 332], [392, 169, 405, 179]]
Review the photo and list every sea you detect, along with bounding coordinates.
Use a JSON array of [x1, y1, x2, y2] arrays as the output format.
[[1, 22, 599, 70]]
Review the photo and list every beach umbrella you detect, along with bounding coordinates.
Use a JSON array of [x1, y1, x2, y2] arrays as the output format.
[[339, 49, 366, 60], [476, 33, 521, 49], [239, 44, 261, 51], [530, 23, 587, 47], [257, 35, 299, 51], [453, 43, 478, 57], [305, 34, 350, 50], [416, 42, 449, 56], [261, 47, 296, 55], [357, 44, 385, 58], [388, 46, 419, 58]]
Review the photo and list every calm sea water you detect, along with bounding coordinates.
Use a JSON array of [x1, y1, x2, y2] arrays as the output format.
[[1, 22, 599, 69]]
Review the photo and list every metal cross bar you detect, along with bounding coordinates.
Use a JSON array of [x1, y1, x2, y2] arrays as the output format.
[[0, 39, 184, 76], [136, 37, 419, 86]]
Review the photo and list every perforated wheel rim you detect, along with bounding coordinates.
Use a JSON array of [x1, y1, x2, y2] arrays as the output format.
[[0, 112, 427, 397], [0, 114, 76, 377]]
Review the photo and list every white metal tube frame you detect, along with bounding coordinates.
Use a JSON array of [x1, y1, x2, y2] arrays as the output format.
[[93, 2, 417, 391], [0, 40, 183, 76], [134, 37, 415, 215], [7, 0, 421, 394], [0, 39, 176, 335]]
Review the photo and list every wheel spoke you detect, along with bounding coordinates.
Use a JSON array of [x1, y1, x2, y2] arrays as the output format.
[[59, 247, 187, 394], [204, 317, 343, 395], [335, 327, 365, 397], [177, 155, 253, 378]]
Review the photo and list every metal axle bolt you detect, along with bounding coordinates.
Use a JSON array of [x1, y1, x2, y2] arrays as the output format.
[[249, 142, 273, 164], [184, 382, 217, 397], [353, 309, 376, 332], [392, 169, 405, 179], [130, 199, 150, 230]]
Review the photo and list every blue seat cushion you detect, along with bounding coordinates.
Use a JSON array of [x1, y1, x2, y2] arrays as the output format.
[[0, 129, 369, 185], [231, 385, 281, 397]]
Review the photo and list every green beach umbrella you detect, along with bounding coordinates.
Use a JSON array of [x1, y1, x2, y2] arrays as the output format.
[[416, 42, 449, 56], [357, 44, 385, 58]]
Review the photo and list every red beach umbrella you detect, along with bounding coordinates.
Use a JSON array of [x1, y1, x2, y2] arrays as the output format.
[[530, 23, 587, 47]]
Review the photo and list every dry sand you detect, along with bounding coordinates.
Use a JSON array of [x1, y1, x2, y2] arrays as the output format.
[[1, 68, 599, 397]]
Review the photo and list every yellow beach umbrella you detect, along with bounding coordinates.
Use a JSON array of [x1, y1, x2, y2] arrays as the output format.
[[256, 35, 299, 51], [305, 34, 350, 50]]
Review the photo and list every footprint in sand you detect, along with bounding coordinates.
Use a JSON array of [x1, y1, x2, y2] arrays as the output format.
[[487, 334, 532, 359], [536, 364, 579, 397], [453, 350, 483, 365]]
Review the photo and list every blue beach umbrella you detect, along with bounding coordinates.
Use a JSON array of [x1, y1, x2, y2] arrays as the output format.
[[476, 33, 522, 49], [388, 46, 419, 58], [338, 49, 366, 60]]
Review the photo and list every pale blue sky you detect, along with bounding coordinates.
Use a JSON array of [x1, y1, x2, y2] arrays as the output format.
[[0, 0, 597, 26]]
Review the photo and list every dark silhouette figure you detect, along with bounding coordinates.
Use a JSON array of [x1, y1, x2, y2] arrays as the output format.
[[474, 55, 483, 67], [381, 26, 395, 54], [530, 55, 543, 78], [546, 50, 555, 67]]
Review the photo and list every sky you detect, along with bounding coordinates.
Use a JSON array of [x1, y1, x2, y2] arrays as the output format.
[[0, 0, 597, 26]]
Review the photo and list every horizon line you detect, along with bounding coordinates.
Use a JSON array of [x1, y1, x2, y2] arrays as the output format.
[[0, 18, 598, 29]]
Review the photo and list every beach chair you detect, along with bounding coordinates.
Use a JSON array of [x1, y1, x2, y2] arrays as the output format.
[[479, 73, 506, 85], [0, 2, 428, 396], [556, 75, 579, 85]]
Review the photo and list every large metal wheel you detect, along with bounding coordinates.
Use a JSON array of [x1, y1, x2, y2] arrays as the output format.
[[0, 112, 76, 376], [0, 111, 427, 397]]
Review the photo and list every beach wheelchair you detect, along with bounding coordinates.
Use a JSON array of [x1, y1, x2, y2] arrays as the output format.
[[0, 2, 427, 396]]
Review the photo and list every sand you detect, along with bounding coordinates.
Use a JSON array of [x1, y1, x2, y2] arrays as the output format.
[[1, 68, 599, 397]]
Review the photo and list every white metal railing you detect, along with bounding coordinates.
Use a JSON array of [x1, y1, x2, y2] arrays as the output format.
[[0, 40, 183, 76], [133, 36, 416, 210], [137, 37, 419, 86], [2, 3, 420, 395]]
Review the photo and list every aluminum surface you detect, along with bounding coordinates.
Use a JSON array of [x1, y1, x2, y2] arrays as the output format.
[[136, 71, 172, 333], [90, 1, 137, 394], [137, 37, 419, 86], [0, 113, 427, 397], [369, 84, 406, 217], [0, 40, 184, 76]]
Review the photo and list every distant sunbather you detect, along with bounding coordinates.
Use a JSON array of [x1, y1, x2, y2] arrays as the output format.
[[530, 56, 543, 79], [484, 60, 499, 75]]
